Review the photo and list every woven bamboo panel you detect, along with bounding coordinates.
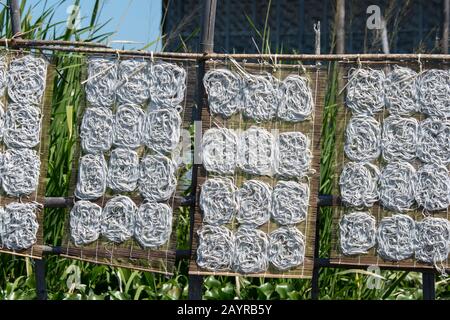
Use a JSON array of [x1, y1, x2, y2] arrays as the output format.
[[0, 51, 53, 259], [62, 57, 197, 275], [189, 61, 326, 279], [330, 59, 450, 271]]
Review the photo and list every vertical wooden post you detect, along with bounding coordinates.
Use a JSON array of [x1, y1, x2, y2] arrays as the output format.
[[442, 0, 449, 53], [188, 0, 217, 301], [314, 21, 321, 55], [35, 259, 48, 300], [336, 0, 345, 54], [422, 272, 436, 300], [381, 17, 390, 54], [8, 0, 22, 38]]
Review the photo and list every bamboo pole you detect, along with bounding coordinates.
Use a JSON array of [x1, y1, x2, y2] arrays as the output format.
[[3, 38, 109, 48], [8, 0, 21, 38], [3, 41, 450, 61], [336, 0, 345, 54], [443, 0, 449, 53]]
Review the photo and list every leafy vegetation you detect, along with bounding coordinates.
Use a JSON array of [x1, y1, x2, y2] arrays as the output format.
[[0, 0, 448, 300]]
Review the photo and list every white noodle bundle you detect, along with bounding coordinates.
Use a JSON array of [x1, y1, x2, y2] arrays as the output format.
[[80, 107, 114, 154], [70, 201, 102, 246], [7, 55, 47, 105], [2, 148, 40, 197], [237, 126, 274, 176], [274, 131, 312, 178], [101, 196, 136, 243], [233, 227, 269, 274], [277, 75, 314, 122], [4, 104, 42, 148], [344, 115, 381, 162], [269, 226, 305, 270], [75, 153, 107, 200], [346, 68, 385, 115], [203, 68, 242, 118], [242, 73, 279, 122], [107, 148, 139, 192], [237, 180, 271, 227], [0, 203, 39, 251], [113, 104, 145, 149], [134, 202, 173, 248], [196, 225, 235, 271], [339, 162, 379, 208], [339, 211, 376, 255], [138, 154, 177, 201], [85, 57, 117, 108], [199, 178, 237, 225], [272, 181, 309, 225], [381, 116, 418, 162], [201, 127, 237, 175], [143, 108, 181, 154]]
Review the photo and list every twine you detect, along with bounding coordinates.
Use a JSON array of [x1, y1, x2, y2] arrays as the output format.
[[199, 177, 238, 226], [69, 200, 102, 246], [116, 59, 150, 105], [85, 57, 117, 108], [379, 162, 417, 212], [4, 103, 42, 148], [344, 115, 381, 162], [196, 225, 235, 271], [149, 61, 186, 108], [417, 69, 450, 118], [237, 126, 274, 176], [346, 68, 385, 115], [339, 162, 380, 208], [377, 214, 415, 261], [134, 202, 173, 248], [143, 107, 181, 154], [0, 202, 39, 251], [237, 179, 271, 227], [417, 117, 450, 165], [203, 68, 242, 118], [414, 163, 450, 211], [138, 154, 177, 201], [242, 73, 279, 122], [269, 226, 305, 270], [277, 75, 314, 122], [107, 148, 139, 193], [80, 106, 114, 154], [202, 127, 237, 175], [339, 211, 376, 255], [2, 148, 40, 197], [113, 104, 145, 149], [274, 131, 312, 178], [7, 55, 47, 105], [272, 180, 309, 225], [381, 116, 418, 162], [233, 227, 269, 274], [75, 153, 107, 200], [384, 66, 419, 115], [101, 195, 137, 243]]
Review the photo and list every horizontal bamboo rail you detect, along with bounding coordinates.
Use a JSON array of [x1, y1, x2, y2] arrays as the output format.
[[1, 39, 450, 61]]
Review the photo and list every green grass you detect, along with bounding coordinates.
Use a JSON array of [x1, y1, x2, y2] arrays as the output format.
[[0, 0, 449, 300]]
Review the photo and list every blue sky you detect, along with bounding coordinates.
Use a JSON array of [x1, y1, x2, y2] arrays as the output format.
[[32, 0, 162, 50]]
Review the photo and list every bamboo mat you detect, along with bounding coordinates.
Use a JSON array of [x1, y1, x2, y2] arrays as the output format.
[[330, 59, 450, 271], [189, 61, 326, 279], [0, 52, 53, 259], [61, 57, 197, 275]]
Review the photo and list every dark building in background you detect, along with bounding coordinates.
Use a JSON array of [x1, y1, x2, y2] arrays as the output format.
[[162, 0, 445, 53]]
